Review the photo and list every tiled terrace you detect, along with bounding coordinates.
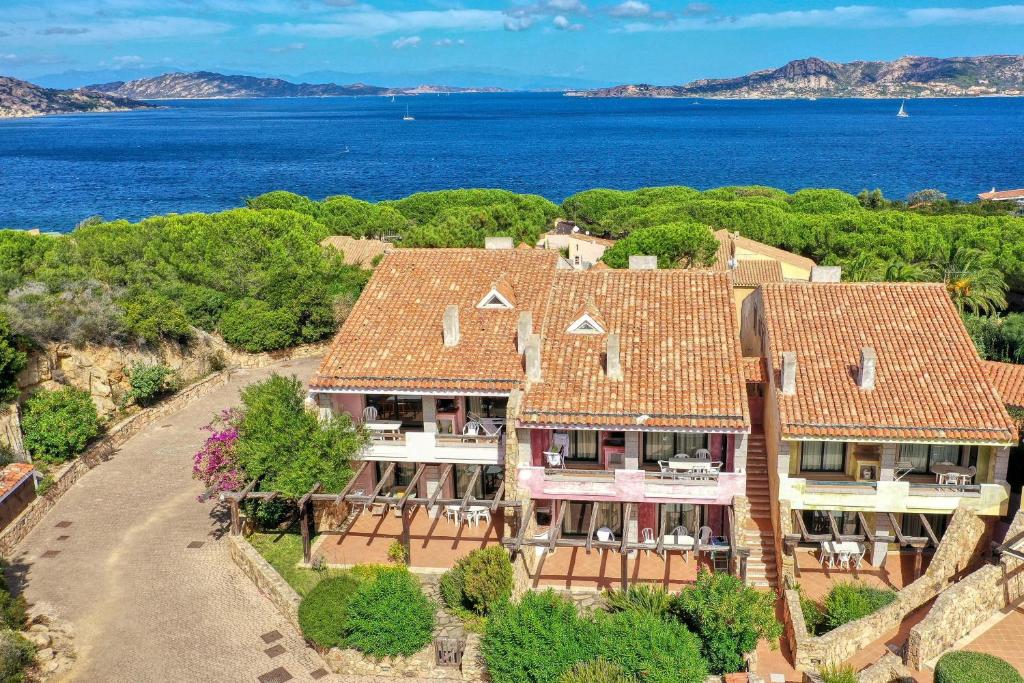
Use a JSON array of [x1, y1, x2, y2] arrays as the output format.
[[313, 506, 502, 569], [529, 546, 716, 591], [793, 546, 931, 601], [960, 600, 1024, 675]]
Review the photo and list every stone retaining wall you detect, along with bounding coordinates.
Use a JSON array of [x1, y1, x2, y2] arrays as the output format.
[[904, 509, 1024, 670], [227, 533, 484, 681], [784, 506, 987, 672], [0, 405, 25, 457]]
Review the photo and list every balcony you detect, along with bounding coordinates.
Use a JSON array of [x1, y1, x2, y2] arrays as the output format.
[[517, 466, 744, 504], [363, 431, 504, 465], [782, 475, 1008, 516]]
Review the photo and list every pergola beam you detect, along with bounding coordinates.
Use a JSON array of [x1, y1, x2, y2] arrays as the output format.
[[398, 464, 426, 510], [509, 499, 535, 554], [427, 465, 454, 509], [917, 514, 940, 548], [489, 480, 505, 513], [620, 503, 633, 554], [548, 502, 567, 552], [585, 504, 599, 552], [459, 465, 483, 513], [335, 461, 369, 504]]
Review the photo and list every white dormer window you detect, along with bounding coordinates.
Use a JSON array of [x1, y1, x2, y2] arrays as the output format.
[[477, 288, 514, 309], [567, 313, 605, 335]]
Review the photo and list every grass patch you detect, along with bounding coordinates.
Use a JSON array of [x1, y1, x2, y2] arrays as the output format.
[[248, 532, 342, 596]]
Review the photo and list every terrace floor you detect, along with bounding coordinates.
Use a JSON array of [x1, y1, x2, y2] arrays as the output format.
[[959, 599, 1024, 675], [793, 546, 930, 602], [313, 506, 502, 569], [528, 546, 717, 591]]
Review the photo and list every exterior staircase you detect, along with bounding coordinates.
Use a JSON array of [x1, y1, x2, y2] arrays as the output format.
[[742, 431, 779, 590]]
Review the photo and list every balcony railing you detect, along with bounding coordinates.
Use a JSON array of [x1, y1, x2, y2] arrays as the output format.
[[363, 431, 504, 465], [518, 466, 744, 505], [783, 476, 1007, 516]]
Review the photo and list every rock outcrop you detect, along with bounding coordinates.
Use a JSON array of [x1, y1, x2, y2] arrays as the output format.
[[0, 76, 152, 118]]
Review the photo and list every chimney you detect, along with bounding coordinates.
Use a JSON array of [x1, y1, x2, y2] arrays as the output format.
[[781, 352, 797, 395], [811, 265, 842, 282], [517, 311, 533, 354], [606, 332, 622, 381], [525, 334, 542, 382], [484, 236, 514, 250], [443, 305, 460, 347], [628, 255, 657, 270], [858, 347, 877, 391]]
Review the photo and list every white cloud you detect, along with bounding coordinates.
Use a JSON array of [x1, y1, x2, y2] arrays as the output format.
[[683, 2, 715, 16], [257, 8, 507, 37], [622, 4, 1024, 32], [433, 37, 466, 46], [608, 0, 649, 18], [391, 35, 421, 48], [545, 0, 588, 14], [268, 42, 307, 53], [552, 14, 584, 30]]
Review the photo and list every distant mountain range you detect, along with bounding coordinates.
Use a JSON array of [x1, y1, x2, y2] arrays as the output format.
[[0, 76, 152, 118], [83, 71, 507, 100], [567, 55, 1024, 99]]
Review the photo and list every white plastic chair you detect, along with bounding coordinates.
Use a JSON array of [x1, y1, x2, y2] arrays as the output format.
[[641, 527, 655, 544], [697, 526, 712, 549], [464, 421, 482, 436], [596, 527, 615, 543], [361, 405, 378, 422], [818, 541, 832, 567], [960, 466, 977, 485], [658, 460, 673, 477], [893, 460, 914, 481], [941, 472, 959, 485], [544, 450, 565, 469], [838, 552, 852, 570], [444, 505, 460, 524], [694, 448, 711, 460]]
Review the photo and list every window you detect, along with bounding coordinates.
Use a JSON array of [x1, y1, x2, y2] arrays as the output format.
[[375, 462, 416, 492], [568, 431, 599, 462], [364, 394, 424, 429], [562, 502, 622, 536], [899, 444, 962, 474], [466, 396, 507, 419], [642, 433, 709, 464], [662, 504, 702, 535], [901, 513, 950, 540], [454, 465, 503, 499], [476, 288, 513, 309], [800, 441, 846, 472], [566, 314, 604, 335], [802, 510, 861, 536]]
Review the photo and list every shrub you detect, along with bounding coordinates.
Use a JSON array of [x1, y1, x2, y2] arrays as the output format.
[[818, 663, 857, 683], [387, 540, 407, 564], [243, 498, 294, 529], [297, 574, 363, 649], [21, 387, 101, 463], [0, 629, 35, 683], [595, 610, 707, 683], [440, 547, 513, 616], [0, 313, 26, 404], [192, 409, 242, 494], [482, 590, 598, 683], [34, 474, 54, 497], [127, 362, 173, 407], [234, 374, 367, 496], [800, 594, 826, 636], [2, 280, 126, 347], [934, 651, 1023, 683], [119, 291, 193, 344], [822, 582, 897, 630], [603, 584, 670, 616], [218, 299, 298, 353], [671, 569, 782, 674], [0, 582, 26, 631], [343, 568, 435, 657], [602, 221, 719, 270], [559, 658, 632, 683]]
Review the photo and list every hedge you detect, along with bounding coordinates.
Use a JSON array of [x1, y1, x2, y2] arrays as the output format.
[[934, 651, 1023, 683]]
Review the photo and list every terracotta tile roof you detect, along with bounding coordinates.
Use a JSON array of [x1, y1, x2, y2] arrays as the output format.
[[320, 236, 391, 267], [570, 233, 616, 247], [311, 249, 560, 393], [590, 262, 610, 271], [983, 361, 1024, 409], [712, 229, 816, 273], [978, 188, 1024, 202], [517, 242, 533, 250], [519, 270, 749, 431], [757, 282, 1017, 444], [732, 260, 784, 287], [0, 463, 34, 499], [744, 357, 768, 383]]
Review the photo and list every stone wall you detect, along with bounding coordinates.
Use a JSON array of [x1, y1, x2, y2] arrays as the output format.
[[226, 534, 303, 631], [0, 405, 25, 457], [904, 509, 1024, 670], [784, 506, 988, 672]]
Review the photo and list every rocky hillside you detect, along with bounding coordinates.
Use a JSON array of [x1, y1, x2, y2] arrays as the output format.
[[568, 55, 1024, 99], [85, 71, 507, 99], [0, 76, 152, 118]]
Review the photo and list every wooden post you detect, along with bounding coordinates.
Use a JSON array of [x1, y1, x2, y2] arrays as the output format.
[[230, 498, 241, 536], [401, 504, 412, 565], [620, 552, 629, 591], [913, 548, 923, 579], [300, 499, 311, 563]]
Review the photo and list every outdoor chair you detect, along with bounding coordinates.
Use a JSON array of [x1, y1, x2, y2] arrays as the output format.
[[838, 552, 852, 570], [940, 472, 960, 485], [818, 541, 831, 567], [444, 505, 460, 524], [694, 448, 711, 460], [657, 460, 673, 477], [361, 405, 378, 423], [463, 421, 482, 439], [697, 526, 712, 551], [640, 527, 655, 552], [544, 449, 565, 469], [893, 460, 914, 481], [596, 527, 615, 543], [961, 466, 977, 485], [855, 545, 868, 569]]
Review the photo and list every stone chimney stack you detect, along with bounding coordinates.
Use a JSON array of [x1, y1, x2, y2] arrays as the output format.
[[811, 266, 842, 282], [606, 332, 623, 381], [443, 305, 460, 347], [484, 236, 514, 250], [628, 255, 658, 271], [525, 334, 542, 382], [781, 351, 797, 395], [858, 347, 877, 391], [517, 311, 533, 354]]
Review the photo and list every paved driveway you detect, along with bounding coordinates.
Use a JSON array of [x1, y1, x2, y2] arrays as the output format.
[[10, 358, 334, 683]]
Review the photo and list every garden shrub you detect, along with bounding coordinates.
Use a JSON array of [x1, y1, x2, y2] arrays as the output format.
[[800, 594, 826, 636], [297, 574, 363, 649], [822, 582, 897, 630], [439, 547, 513, 616], [387, 540, 407, 564], [242, 497, 294, 529], [21, 387, 101, 463], [218, 299, 298, 353], [934, 651, 1023, 683], [0, 585, 26, 632], [0, 313, 26, 404], [818, 663, 857, 683], [343, 568, 435, 657], [601, 221, 718, 269], [126, 362, 174, 407], [603, 584, 670, 616], [482, 590, 598, 683], [559, 658, 632, 683], [671, 569, 782, 674], [595, 610, 707, 683], [0, 629, 35, 683]]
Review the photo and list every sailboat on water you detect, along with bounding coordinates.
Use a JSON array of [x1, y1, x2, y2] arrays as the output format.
[[897, 100, 909, 118], [403, 105, 415, 121]]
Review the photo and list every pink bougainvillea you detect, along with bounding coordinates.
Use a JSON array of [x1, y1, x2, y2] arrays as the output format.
[[193, 408, 244, 496]]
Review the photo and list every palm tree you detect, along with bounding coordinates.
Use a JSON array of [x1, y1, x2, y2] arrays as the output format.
[[927, 242, 1008, 314], [842, 254, 883, 282], [882, 260, 927, 283]]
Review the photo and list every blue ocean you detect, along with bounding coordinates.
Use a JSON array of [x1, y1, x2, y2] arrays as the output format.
[[1, 93, 1022, 231]]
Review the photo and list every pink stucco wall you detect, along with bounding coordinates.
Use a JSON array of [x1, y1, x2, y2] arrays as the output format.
[[333, 394, 364, 420], [517, 466, 745, 505]]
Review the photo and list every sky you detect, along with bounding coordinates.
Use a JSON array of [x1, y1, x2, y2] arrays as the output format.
[[3, 1, 1024, 87]]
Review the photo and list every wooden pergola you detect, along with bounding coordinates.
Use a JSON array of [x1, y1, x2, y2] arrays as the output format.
[[222, 460, 521, 564], [784, 509, 939, 579], [500, 499, 747, 589]]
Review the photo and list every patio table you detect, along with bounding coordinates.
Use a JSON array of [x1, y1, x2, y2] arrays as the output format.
[[464, 505, 490, 527], [931, 463, 973, 484], [365, 420, 402, 440], [821, 540, 863, 569]]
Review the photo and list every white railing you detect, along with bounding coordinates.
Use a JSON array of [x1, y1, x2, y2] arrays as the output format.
[[364, 431, 504, 465]]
